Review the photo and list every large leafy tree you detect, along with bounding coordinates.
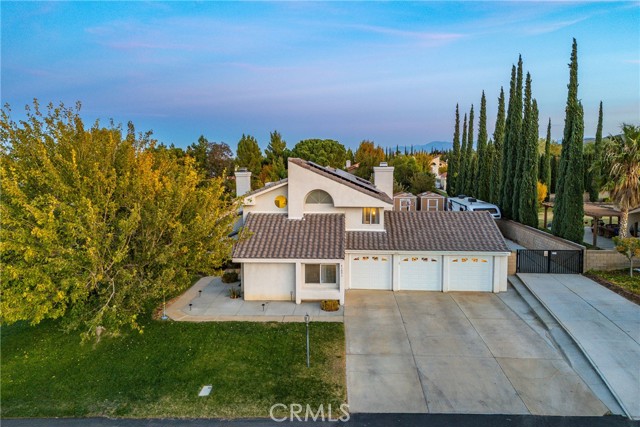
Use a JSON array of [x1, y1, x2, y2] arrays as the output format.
[[236, 134, 263, 187], [389, 155, 420, 190], [448, 104, 461, 196], [476, 92, 490, 201], [490, 88, 506, 205], [600, 124, 640, 238], [290, 139, 347, 169], [0, 101, 237, 337], [553, 39, 585, 243], [354, 140, 385, 180]]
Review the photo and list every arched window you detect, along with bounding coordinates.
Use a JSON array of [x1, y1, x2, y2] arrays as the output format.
[[305, 190, 333, 205]]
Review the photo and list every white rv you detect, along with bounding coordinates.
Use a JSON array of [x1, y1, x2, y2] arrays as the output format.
[[448, 195, 502, 219]]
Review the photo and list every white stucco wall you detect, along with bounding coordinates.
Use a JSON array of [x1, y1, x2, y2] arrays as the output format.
[[243, 185, 288, 220], [242, 263, 295, 301]]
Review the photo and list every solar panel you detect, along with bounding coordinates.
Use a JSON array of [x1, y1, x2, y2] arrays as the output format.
[[306, 161, 382, 194]]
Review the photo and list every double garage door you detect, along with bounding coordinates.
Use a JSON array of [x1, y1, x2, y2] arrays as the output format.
[[349, 253, 493, 292]]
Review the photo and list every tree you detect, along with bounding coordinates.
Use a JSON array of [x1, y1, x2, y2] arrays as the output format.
[[464, 105, 475, 196], [500, 62, 522, 219], [600, 124, 640, 238], [537, 182, 548, 205], [490, 88, 506, 205], [512, 67, 530, 221], [187, 135, 210, 172], [409, 172, 436, 194], [612, 237, 640, 277], [290, 139, 347, 169], [458, 113, 468, 195], [477, 91, 490, 201], [389, 155, 419, 189], [541, 118, 552, 198], [448, 104, 461, 196], [591, 102, 604, 201], [207, 141, 234, 179], [236, 134, 263, 188], [518, 97, 539, 227], [0, 101, 238, 338], [265, 130, 287, 164], [264, 130, 288, 180], [553, 39, 585, 243], [354, 140, 385, 179]]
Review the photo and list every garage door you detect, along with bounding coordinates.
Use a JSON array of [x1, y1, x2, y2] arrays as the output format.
[[350, 254, 392, 290], [399, 255, 442, 290], [448, 256, 493, 292]]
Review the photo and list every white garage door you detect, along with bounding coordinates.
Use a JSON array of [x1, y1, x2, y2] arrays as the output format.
[[448, 256, 493, 292], [399, 255, 442, 291], [350, 254, 392, 290]]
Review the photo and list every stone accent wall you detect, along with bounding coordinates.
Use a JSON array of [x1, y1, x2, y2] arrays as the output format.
[[497, 219, 585, 251], [585, 250, 638, 272], [508, 252, 517, 275]]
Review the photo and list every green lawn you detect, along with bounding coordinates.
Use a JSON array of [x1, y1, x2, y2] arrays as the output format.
[[588, 269, 640, 296], [1, 319, 346, 418]]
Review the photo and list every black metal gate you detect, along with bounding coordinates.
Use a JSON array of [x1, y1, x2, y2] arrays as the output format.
[[516, 250, 583, 274]]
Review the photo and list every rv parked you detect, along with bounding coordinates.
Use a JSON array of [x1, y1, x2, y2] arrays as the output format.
[[448, 195, 502, 219]]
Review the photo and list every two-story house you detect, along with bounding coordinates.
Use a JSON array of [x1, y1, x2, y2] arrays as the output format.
[[232, 158, 510, 304]]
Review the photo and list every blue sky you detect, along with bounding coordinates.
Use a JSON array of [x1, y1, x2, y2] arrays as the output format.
[[2, 1, 639, 151]]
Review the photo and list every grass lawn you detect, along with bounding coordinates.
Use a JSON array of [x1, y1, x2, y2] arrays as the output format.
[[587, 269, 640, 296], [1, 319, 345, 418]]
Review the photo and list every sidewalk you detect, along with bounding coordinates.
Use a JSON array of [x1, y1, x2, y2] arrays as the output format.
[[518, 273, 640, 419], [165, 276, 343, 322]]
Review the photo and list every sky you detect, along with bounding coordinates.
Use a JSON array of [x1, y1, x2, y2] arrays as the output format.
[[2, 1, 639, 151]]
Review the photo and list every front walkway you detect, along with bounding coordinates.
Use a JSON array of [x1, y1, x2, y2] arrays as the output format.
[[344, 289, 608, 415], [518, 273, 640, 419], [165, 277, 343, 322]]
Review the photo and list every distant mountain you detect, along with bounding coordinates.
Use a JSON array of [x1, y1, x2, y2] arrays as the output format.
[[389, 141, 453, 153]]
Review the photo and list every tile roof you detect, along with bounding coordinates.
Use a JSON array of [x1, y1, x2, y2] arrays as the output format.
[[233, 213, 345, 259], [347, 211, 510, 252], [289, 158, 393, 204]]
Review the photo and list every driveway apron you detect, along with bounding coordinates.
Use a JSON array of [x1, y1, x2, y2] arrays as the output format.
[[344, 289, 608, 415]]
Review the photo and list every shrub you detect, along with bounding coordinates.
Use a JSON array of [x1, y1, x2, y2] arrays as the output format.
[[221, 271, 239, 283], [320, 300, 340, 312]]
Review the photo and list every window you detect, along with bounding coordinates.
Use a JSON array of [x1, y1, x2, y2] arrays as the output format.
[[400, 198, 412, 211], [305, 264, 337, 284], [274, 195, 287, 208], [305, 190, 333, 204], [362, 207, 380, 224], [427, 198, 438, 211]]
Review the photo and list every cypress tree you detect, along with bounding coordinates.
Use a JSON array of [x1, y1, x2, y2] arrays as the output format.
[[464, 105, 475, 195], [541, 118, 552, 197], [550, 155, 558, 194], [500, 63, 519, 218], [553, 39, 585, 243], [477, 91, 490, 201], [519, 98, 539, 227], [592, 101, 603, 200], [490, 87, 506, 205], [458, 113, 468, 196], [512, 70, 530, 220], [449, 104, 461, 196]]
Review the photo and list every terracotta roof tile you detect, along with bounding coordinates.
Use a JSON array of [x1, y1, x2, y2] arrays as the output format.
[[233, 213, 345, 259]]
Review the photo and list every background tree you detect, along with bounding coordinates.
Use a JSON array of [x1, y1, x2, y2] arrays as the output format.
[[476, 91, 490, 200], [207, 141, 234, 179], [500, 62, 521, 219], [0, 101, 238, 337], [236, 134, 263, 188], [409, 172, 436, 194], [518, 98, 539, 227], [490, 88, 506, 205], [463, 105, 475, 196], [389, 155, 419, 190], [448, 104, 461, 196], [354, 140, 385, 179], [553, 39, 585, 243], [591, 101, 604, 201], [599, 124, 640, 238], [513, 72, 533, 220], [290, 139, 347, 169], [458, 113, 468, 195], [263, 130, 288, 181], [612, 237, 640, 277], [540, 118, 552, 199], [187, 135, 210, 172]]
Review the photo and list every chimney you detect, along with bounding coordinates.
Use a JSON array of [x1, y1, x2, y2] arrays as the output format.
[[235, 168, 251, 197], [373, 162, 394, 200]]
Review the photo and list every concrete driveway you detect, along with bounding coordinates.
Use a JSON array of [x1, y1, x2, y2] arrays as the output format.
[[345, 290, 609, 415]]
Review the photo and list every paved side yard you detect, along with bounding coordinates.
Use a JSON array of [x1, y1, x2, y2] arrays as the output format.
[[518, 273, 640, 419], [345, 290, 609, 415]]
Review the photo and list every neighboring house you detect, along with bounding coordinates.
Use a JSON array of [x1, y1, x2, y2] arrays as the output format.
[[418, 191, 446, 212], [231, 158, 510, 304], [394, 192, 417, 211], [431, 156, 447, 190]]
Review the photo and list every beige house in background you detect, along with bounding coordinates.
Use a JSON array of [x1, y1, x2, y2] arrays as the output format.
[[232, 158, 510, 304]]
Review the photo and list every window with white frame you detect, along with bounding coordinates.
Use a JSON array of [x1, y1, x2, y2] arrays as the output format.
[[362, 207, 380, 224], [304, 264, 337, 284], [427, 198, 438, 211], [400, 198, 412, 211]]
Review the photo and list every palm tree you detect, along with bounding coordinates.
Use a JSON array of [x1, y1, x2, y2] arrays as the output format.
[[601, 124, 640, 238]]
